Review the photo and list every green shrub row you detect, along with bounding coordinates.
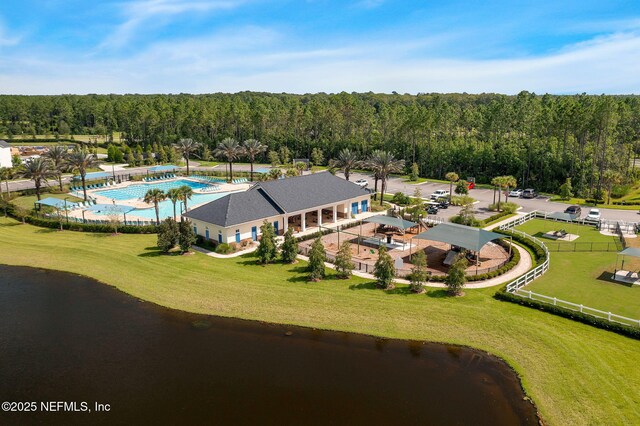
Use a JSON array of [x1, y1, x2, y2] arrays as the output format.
[[480, 210, 514, 226], [495, 289, 640, 340], [584, 198, 604, 205], [494, 228, 547, 265], [22, 215, 158, 233], [612, 201, 640, 206]]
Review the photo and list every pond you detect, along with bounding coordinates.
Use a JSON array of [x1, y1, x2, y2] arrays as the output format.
[[0, 265, 538, 425]]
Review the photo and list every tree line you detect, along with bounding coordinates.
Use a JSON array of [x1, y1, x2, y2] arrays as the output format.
[[1, 91, 639, 196]]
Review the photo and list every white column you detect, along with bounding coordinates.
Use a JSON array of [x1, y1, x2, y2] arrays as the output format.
[[301, 212, 306, 232], [317, 209, 322, 227], [283, 215, 288, 233], [333, 205, 337, 223], [348, 202, 352, 219]]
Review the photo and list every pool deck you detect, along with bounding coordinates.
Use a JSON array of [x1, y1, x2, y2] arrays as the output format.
[[66, 178, 252, 221]]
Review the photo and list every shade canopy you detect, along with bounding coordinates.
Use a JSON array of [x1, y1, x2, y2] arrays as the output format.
[[149, 164, 178, 173], [618, 247, 640, 258], [364, 215, 417, 230], [414, 222, 504, 252], [73, 171, 111, 181], [546, 211, 575, 222], [35, 197, 75, 209], [255, 167, 271, 174], [85, 204, 136, 214]]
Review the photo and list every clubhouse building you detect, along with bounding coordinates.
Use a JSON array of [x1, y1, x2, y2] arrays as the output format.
[[184, 172, 371, 244]]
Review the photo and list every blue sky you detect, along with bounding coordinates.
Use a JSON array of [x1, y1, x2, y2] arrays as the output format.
[[0, 0, 639, 94]]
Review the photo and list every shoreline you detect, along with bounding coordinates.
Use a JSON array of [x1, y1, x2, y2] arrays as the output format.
[[1, 262, 542, 423]]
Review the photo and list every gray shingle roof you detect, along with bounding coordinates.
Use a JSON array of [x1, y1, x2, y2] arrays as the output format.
[[0, 140, 9, 148], [254, 172, 369, 213], [185, 172, 369, 227], [185, 188, 283, 227]]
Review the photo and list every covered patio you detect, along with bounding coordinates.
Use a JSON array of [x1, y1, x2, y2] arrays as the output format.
[[414, 223, 508, 273], [613, 247, 640, 285]]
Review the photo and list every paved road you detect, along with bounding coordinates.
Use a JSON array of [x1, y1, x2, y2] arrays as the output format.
[[7, 163, 640, 222]]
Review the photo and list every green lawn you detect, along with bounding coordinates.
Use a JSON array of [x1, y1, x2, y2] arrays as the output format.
[[1, 217, 640, 424], [11, 193, 83, 210], [196, 161, 219, 167], [516, 218, 620, 244], [525, 251, 640, 319]]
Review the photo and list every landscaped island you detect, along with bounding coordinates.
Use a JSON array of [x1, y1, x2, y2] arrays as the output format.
[[1, 216, 639, 424]]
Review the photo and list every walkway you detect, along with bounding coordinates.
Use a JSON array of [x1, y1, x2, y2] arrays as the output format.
[[297, 243, 532, 289]]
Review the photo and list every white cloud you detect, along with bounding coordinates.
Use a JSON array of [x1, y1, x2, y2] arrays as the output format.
[[1, 27, 640, 95], [0, 21, 21, 47], [100, 0, 246, 49]]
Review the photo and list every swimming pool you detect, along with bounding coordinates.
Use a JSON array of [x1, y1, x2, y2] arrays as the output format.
[[95, 179, 211, 201], [92, 179, 231, 220]]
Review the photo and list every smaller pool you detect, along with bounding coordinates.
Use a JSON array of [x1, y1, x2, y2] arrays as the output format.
[[95, 179, 211, 201]]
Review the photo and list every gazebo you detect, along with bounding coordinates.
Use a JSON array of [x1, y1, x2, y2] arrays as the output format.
[[414, 222, 506, 271], [613, 247, 640, 285], [364, 215, 417, 235]]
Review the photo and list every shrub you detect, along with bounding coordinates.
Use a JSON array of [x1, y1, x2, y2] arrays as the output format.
[[334, 241, 354, 279], [157, 218, 180, 252], [215, 243, 232, 254], [445, 255, 467, 295], [178, 220, 196, 253], [391, 192, 411, 205], [374, 245, 395, 289], [256, 220, 278, 264], [281, 227, 299, 263], [488, 202, 518, 213], [450, 195, 475, 206], [308, 236, 326, 281]]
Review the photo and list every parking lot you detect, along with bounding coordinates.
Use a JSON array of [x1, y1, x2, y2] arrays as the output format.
[[342, 171, 640, 223]]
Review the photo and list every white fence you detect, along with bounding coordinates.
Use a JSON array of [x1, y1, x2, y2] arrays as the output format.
[[499, 211, 640, 328]]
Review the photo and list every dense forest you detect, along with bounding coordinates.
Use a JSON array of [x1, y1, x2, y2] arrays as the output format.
[[1, 92, 639, 196]]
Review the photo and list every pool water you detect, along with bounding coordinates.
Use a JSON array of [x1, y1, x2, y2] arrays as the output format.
[[95, 179, 211, 201], [93, 178, 230, 220]]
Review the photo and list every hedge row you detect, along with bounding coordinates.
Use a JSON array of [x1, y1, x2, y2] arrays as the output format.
[[495, 289, 640, 340], [584, 198, 605, 204], [481, 210, 514, 226], [23, 215, 158, 233], [494, 228, 547, 265], [612, 201, 640, 206]]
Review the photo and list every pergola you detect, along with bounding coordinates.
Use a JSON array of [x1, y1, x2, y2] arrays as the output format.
[[613, 247, 640, 285], [545, 211, 580, 241], [85, 203, 137, 224], [363, 215, 417, 234], [414, 222, 506, 270], [34, 197, 79, 226]]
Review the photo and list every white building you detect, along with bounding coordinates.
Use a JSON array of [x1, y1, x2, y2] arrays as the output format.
[[0, 140, 11, 168], [184, 172, 371, 244]]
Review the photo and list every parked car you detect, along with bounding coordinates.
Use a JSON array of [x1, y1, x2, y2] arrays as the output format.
[[430, 189, 450, 200], [436, 197, 449, 209], [426, 204, 439, 215], [586, 208, 601, 222], [354, 178, 368, 188], [522, 188, 537, 199], [509, 188, 523, 197], [564, 205, 582, 218]]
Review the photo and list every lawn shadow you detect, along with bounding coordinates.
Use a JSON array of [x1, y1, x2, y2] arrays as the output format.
[[0, 221, 22, 227], [87, 233, 111, 238], [137, 247, 165, 257], [426, 289, 450, 298], [596, 271, 635, 287], [348, 281, 378, 291], [384, 285, 413, 296], [35, 228, 58, 234]]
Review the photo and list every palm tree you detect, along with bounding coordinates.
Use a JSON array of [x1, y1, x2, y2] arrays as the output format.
[[368, 151, 405, 205], [65, 148, 99, 201], [214, 137, 243, 182], [18, 158, 57, 201], [178, 185, 193, 217], [174, 138, 201, 176], [143, 189, 166, 225], [366, 149, 383, 201], [491, 176, 506, 211], [44, 145, 68, 191], [502, 175, 517, 204], [329, 148, 360, 181], [242, 139, 267, 181], [445, 172, 459, 202], [0, 167, 13, 199], [166, 188, 182, 221]]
